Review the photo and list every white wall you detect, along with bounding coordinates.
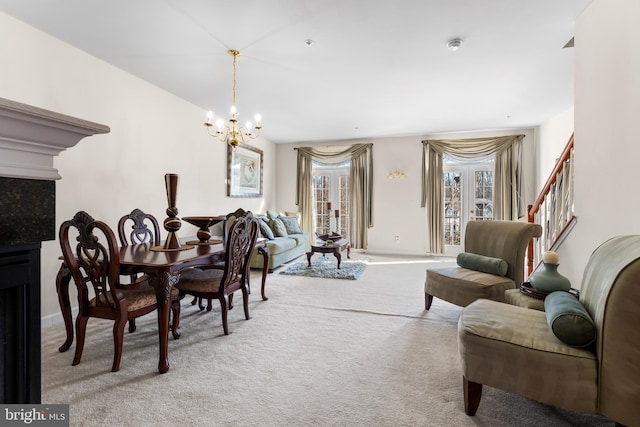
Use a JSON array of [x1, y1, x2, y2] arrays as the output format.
[[0, 12, 277, 320], [557, 0, 640, 287], [535, 107, 574, 194], [276, 128, 536, 256]]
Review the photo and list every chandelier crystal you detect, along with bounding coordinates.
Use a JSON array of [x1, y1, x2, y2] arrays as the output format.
[[204, 49, 262, 150]]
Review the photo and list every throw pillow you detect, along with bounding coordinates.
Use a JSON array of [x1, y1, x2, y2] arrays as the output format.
[[279, 215, 302, 234], [266, 210, 279, 220], [269, 217, 288, 237], [258, 219, 275, 240], [544, 291, 596, 348], [456, 252, 508, 277]]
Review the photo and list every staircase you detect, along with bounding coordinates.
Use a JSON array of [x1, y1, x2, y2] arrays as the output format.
[[526, 133, 576, 276]]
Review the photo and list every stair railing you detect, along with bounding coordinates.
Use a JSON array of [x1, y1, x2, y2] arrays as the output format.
[[526, 133, 576, 276]]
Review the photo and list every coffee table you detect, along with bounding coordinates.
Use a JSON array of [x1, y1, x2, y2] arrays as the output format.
[[306, 238, 351, 269]]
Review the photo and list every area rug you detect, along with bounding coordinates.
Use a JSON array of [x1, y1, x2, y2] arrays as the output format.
[[280, 255, 366, 280]]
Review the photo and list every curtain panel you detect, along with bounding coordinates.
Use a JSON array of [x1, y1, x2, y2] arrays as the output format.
[[421, 135, 524, 253], [295, 144, 373, 248]]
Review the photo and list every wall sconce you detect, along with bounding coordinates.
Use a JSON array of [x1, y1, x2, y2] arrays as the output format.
[[387, 169, 406, 180]]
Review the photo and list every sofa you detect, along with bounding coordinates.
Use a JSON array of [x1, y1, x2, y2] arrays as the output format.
[[249, 212, 311, 272]]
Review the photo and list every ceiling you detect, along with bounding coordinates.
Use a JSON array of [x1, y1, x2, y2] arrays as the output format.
[[0, 0, 592, 144]]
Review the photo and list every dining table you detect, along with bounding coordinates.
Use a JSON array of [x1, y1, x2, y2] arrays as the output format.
[[55, 235, 271, 374]]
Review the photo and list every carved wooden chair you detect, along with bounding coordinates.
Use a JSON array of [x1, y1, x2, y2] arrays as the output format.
[[176, 211, 259, 335], [117, 208, 162, 332], [59, 211, 181, 372], [190, 208, 248, 311]]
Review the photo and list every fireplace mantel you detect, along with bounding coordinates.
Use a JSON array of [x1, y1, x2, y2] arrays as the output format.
[[0, 98, 109, 404], [0, 97, 110, 180]]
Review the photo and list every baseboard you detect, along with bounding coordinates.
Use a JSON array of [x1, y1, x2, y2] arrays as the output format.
[[42, 306, 78, 331]]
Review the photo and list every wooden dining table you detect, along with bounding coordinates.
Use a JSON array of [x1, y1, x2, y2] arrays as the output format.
[[56, 236, 271, 374]]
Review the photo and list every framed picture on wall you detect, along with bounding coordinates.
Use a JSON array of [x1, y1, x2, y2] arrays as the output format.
[[227, 144, 263, 197]]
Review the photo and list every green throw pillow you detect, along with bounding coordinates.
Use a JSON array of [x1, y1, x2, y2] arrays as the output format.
[[266, 210, 279, 220], [544, 291, 596, 348], [269, 217, 288, 237], [258, 219, 275, 240], [279, 215, 302, 234], [456, 252, 508, 277]]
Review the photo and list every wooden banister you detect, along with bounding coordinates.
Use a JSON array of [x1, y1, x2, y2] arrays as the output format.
[[526, 133, 575, 276]]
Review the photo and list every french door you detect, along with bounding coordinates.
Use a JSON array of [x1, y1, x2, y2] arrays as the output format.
[[443, 161, 493, 257], [312, 162, 349, 236]]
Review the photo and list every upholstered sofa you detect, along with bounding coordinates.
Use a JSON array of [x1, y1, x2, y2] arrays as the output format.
[[457, 235, 640, 425], [249, 212, 311, 272]]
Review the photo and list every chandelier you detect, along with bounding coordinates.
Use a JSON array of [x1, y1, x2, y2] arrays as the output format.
[[204, 49, 262, 149]]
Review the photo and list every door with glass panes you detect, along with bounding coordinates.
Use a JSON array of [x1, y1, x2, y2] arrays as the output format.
[[443, 161, 493, 257], [312, 161, 349, 237]]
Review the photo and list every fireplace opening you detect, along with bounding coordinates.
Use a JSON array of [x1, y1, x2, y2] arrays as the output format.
[[0, 242, 41, 404]]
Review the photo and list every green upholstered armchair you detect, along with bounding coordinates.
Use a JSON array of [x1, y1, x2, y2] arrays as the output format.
[[458, 235, 640, 426], [424, 220, 542, 310]]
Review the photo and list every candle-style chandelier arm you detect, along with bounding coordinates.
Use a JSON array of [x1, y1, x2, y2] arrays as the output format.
[[203, 49, 262, 150]]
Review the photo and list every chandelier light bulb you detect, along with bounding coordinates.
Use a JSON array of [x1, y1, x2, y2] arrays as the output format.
[[230, 105, 237, 115], [245, 122, 252, 132], [215, 119, 224, 131], [206, 110, 213, 123], [255, 114, 262, 125]]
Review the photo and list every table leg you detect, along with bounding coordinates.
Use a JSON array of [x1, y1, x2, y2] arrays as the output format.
[[56, 261, 74, 353], [258, 245, 270, 301], [347, 244, 351, 259], [334, 249, 342, 269], [306, 251, 313, 267], [148, 271, 179, 374]]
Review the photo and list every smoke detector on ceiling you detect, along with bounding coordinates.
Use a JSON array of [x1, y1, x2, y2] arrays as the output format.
[[446, 38, 463, 52]]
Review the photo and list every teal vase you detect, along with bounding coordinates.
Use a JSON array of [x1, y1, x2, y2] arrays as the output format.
[[529, 262, 571, 292]]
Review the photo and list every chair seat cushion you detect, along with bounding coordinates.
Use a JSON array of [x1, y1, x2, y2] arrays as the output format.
[[176, 267, 224, 293], [91, 283, 179, 312], [458, 299, 598, 413], [425, 267, 515, 307]]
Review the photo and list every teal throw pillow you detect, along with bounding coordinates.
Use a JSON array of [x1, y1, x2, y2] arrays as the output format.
[[279, 215, 302, 234], [269, 217, 288, 237], [456, 252, 508, 277], [258, 219, 275, 240], [544, 291, 596, 348]]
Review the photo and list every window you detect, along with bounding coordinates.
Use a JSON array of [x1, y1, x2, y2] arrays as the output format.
[[312, 161, 349, 236]]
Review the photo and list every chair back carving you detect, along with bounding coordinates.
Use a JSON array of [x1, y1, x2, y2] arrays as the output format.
[[221, 211, 258, 292], [117, 208, 161, 247], [59, 211, 122, 312]]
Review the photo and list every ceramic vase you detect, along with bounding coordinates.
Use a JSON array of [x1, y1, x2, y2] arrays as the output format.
[[529, 262, 571, 292]]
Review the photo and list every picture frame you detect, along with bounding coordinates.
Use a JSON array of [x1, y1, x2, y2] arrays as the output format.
[[227, 144, 263, 197]]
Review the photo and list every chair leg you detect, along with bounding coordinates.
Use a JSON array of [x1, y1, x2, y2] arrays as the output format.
[[463, 376, 482, 416], [425, 293, 434, 310], [206, 298, 213, 311], [219, 296, 229, 335], [228, 293, 234, 310], [128, 319, 137, 333], [170, 299, 181, 339], [111, 314, 127, 372], [242, 287, 250, 320], [72, 315, 89, 366]]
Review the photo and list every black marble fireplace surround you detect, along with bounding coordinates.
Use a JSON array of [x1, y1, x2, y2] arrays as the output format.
[[0, 97, 109, 404], [0, 177, 54, 403]]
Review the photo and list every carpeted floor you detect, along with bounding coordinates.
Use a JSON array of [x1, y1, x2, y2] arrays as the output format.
[[40, 253, 614, 427]]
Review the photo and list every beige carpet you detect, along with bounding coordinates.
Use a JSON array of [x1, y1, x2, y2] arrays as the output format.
[[41, 253, 613, 427]]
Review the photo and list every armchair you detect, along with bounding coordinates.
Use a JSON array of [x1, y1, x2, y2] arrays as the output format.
[[425, 220, 542, 310], [457, 235, 640, 426]]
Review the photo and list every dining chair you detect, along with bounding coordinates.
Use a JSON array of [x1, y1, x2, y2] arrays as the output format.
[[176, 211, 259, 335], [117, 208, 162, 333], [59, 210, 181, 372], [190, 208, 248, 312]]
